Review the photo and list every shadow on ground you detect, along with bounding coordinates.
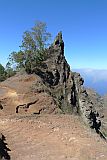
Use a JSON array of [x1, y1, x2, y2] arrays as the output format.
[[0, 134, 11, 160]]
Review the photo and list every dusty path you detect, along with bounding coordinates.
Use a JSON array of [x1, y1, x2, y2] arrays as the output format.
[[0, 115, 107, 160]]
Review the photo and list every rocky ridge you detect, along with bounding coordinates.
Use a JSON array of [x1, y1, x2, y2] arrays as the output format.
[[0, 32, 104, 134], [0, 32, 107, 159], [32, 32, 103, 134]]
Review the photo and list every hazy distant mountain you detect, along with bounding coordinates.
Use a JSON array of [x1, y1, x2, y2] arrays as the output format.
[[73, 69, 107, 95]]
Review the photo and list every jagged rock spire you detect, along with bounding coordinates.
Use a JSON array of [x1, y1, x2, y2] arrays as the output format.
[[35, 32, 103, 135], [53, 31, 64, 53], [53, 31, 63, 44]]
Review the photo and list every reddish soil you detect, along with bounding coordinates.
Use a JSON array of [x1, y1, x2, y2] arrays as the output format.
[[0, 115, 107, 160], [0, 73, 107, 160]]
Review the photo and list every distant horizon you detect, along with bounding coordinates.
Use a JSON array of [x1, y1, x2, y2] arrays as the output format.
[[72, 68, 107, 70], [73, 68, 107, 95]]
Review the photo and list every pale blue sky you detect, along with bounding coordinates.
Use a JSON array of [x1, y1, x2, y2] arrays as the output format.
[[0, 0, 107, 69]]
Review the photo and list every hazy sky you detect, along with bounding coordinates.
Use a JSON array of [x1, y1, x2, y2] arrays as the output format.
[[0, 0, 107, 69]]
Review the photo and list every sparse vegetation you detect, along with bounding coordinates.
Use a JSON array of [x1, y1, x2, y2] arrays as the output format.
[[8, 21, 51, 73], [0, 21, 51, 82], [0, 64, 6, 81], [0, 63, 16, 82], [5, 62, 16, 78]]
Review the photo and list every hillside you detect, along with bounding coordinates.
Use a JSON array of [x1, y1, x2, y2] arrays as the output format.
[[73, 69, 107, 95], [0, 73, 58, 116], [0, 32, 107, 159]]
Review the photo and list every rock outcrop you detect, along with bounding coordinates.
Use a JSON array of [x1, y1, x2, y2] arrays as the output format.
[[33, 32, 103, 133]]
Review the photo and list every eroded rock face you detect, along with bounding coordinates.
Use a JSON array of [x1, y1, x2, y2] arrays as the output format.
[[34, 32, 102, 131]]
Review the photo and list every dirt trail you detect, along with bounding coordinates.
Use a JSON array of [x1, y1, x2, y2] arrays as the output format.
[[0, 115, 107, 160]]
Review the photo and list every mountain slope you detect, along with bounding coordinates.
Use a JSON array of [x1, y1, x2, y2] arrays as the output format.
[[73, 69, 107, 95]]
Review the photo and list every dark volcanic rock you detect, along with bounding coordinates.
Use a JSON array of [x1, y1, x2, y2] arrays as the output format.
[[33, 32, 103, 132]]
